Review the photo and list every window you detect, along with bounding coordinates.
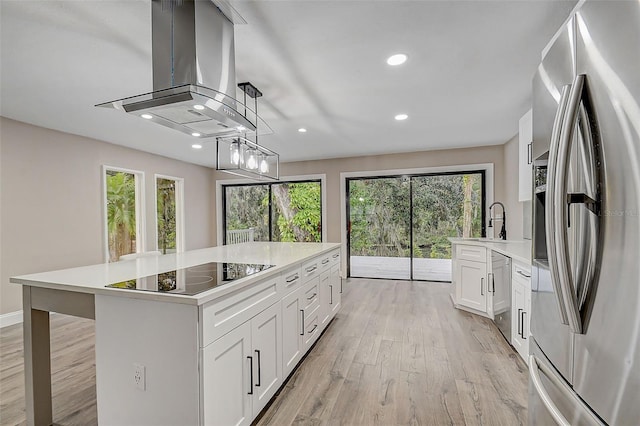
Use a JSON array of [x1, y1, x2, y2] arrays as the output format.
[[222, 180, 323, 244], [156, 175, 184, 254], [104, 167, 144, 262]]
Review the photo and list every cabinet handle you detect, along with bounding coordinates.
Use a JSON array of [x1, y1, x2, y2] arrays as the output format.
[[308, 324, 318, 334], [528, 142, 532, 165], [305, 265, 317, 273], [255, 350, 261, 387], [517, 308, 523, 337], [516, 270, 531, 279], [300, 310, 305, 336], [480, 278, 484, 296], [322, 258, 330, 265], [286, 273, 299, 283], [522, 311, 527, 340], [307, 292, 317, 301], [332, 253, 339, 259], [340, 278, 343, 294], [329, 285, 333, 305], [488, 272, 495, 293], [247, 356, 254, 395]]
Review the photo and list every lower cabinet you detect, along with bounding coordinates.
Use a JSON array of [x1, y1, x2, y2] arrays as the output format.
[[281, 287, 303, 378], [330, 264, 342, 317], [202, 299, 282, 425], [455, 258, 488, 313], [512, 261, 532, 363]]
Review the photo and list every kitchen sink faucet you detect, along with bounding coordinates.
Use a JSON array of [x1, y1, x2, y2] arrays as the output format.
[[488, 201, 507, 240]]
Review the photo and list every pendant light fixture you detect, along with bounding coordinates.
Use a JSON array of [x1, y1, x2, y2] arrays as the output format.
[[216, 82, 279, 180]]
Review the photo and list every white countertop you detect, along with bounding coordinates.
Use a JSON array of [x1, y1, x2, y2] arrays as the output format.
[[448, 238, 531, 264], [11, 242, 341, 306]]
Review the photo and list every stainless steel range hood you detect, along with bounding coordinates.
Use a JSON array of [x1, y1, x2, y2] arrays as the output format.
[[97, 0, 270, 138]]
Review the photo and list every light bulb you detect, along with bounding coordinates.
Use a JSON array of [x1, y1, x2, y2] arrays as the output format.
[[260, 158, 269, 173], [230, 143, 240, 165], [141, 113, 153, 119], [246, 151, 258, 170]]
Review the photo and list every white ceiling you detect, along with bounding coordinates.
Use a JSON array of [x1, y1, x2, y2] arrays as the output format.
[[0, 0, 576, 167]]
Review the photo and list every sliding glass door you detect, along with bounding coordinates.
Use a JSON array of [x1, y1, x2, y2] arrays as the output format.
[[347, 171, 485, 281]]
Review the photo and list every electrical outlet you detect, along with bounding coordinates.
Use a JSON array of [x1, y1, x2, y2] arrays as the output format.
[[134, 363, 146, 391]]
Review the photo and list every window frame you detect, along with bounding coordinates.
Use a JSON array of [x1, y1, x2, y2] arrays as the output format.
[[154, 174, 185, 254], [102, 165, 146, 262], [216, 174, 327, 245]]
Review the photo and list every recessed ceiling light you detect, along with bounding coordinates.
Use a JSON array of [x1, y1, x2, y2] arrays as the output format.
[[191, 132, 201, 137], [141, 113, 153, 119], [298, 128, 307, 133], [395, 114, 408, 121], [387, 54, 407, 66], [191, 144, 203, 149], [237, 125, 246, 131], [193, 104, 205, 110]]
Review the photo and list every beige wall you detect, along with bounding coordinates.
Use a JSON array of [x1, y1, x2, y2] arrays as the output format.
[[502, 134, 525, 239], [0, 117, 215, 315], [213, 144, 512, 244]]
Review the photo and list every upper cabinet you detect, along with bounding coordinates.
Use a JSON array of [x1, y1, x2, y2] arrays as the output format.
[[518, 109, 533, 201]]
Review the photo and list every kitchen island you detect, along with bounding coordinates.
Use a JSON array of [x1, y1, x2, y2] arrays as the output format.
[[11, 242, 342, 426]]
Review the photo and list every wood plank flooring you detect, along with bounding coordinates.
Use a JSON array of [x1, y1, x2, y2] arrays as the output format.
[[0, 279, 528, 425]]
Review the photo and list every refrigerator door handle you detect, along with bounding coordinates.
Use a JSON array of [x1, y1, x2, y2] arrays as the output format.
[[545, 84, 572, 325], [529, 355, 571, 426], [554, 74, 587, 334]]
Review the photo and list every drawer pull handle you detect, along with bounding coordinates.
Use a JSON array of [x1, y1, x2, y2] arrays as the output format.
[[300, 310, 304, 336], [516, 270, 531, 278], [308, 324, 318, 334], [518, 308, 523, 337], [247, 356, 254, 395], [255, 350, 261, 387], [332, 253, 339, 258], [306, 265, 317, 273], [329, 285, 333, 305], [286, 274, 299, 283], [307, 292, 317, 301], [322, 259, 330, 265]]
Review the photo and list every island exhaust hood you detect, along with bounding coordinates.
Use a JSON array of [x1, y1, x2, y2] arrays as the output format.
[[97, 0, 270, 138]]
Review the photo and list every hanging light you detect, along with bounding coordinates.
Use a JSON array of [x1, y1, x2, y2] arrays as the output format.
[[215, 82, 279, 180]]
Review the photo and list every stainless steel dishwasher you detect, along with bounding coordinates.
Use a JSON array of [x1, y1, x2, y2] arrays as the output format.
[[491, 251, 511, 342]]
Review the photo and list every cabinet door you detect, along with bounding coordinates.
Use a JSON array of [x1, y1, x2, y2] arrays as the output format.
[[330, 265, 341, 317], [250, 302, 282, 416], [319, 270, 331, 327], [203, 322, 252, 426], [281, 288, 303, 378], [519, 109, 533, 201], [490, 256, 511, 316], [511, 280, 526, 357], [457, 260, 487, 313]]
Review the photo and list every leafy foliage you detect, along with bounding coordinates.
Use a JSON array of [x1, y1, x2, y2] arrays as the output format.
[[157, 178, 177, 254], [106, 171, 136, 262]]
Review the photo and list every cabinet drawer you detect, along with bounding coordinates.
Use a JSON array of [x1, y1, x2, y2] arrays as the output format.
[[201, 276, 280, 347], [319, 253, 332, 271], [456, 244, 487, 263], [303, 305, 320, 349], [302, 277, 320, 315], [280, 266, 302, 296], [302, 257, 320, 282], [512, 261, 532, 287], [329, 249, 340, 267]]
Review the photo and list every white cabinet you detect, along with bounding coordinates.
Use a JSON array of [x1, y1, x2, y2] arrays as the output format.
[[203, 321, 252, 426], [330, 263, 342, 317], [519, 109, 533, 201], [202, 301, 282, 424], [490, 254, 511, 316], [319, 270, 331, 327], [454, 244, 489, 314], [281, 287, 303, 378], [511, 261, 531, 363]]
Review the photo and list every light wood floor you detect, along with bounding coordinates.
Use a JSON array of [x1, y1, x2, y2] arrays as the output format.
[[0, 279, 528, 425]]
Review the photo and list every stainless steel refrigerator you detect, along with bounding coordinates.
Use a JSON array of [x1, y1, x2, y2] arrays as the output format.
[[530, 1, 640, 425]]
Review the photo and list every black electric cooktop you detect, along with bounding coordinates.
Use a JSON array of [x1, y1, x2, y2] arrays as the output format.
[[106, 262, 274, 296]]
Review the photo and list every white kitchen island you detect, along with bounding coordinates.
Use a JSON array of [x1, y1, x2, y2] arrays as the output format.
[[11, 242, 342, 426]]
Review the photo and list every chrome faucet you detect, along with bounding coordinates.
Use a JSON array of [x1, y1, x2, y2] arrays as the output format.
[[488, 201, 507, 240]]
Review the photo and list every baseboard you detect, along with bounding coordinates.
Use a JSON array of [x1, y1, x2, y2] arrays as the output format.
[[0, 310, 23, 328]]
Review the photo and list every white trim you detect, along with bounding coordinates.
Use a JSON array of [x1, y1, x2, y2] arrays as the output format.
[[216, 174, 328, 246], [339, 163, 495, 276], [102, 165, 146, 263], [0, 310, 23, 328], [154, 174, 185, 254]]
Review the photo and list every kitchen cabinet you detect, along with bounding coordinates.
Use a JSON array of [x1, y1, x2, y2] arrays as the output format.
[[454, 244, 489, 314], [281, 286, 303, 378], [511, 261, 531, 363], [319, 270, 331, 327], [330, 263, 342, 317], [519, 109, 533, 201], [202, 300, 282, 424]]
